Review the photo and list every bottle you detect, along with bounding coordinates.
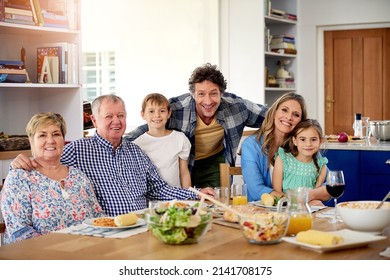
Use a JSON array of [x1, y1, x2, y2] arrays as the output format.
[[353, 113, 362, 138]]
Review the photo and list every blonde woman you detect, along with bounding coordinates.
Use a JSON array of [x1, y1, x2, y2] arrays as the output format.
[[0, 113, 103, 244], [241, 92, 330, 205]]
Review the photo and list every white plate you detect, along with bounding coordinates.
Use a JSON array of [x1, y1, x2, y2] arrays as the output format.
[[250, 201, 286, 211], [250, 201, 327, 213], [282, 229, 387, 253], [83, 217, 146, 229]]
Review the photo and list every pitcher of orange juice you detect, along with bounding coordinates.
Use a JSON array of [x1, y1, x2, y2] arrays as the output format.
[[278, 187, 313, 236]]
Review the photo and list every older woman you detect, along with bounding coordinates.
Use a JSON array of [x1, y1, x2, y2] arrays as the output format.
[[0, 112, 103, 244], [241, 92, 330, 204]]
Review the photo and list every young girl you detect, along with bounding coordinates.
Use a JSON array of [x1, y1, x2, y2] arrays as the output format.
[[133, 93, 192, 188], [272, 119, 328, 193]]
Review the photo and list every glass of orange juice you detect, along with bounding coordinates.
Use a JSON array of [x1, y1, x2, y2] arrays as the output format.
[[232, 183, 247, 205]]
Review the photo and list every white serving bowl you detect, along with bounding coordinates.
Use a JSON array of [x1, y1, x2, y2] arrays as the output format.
[[337, 201, 390, 233]]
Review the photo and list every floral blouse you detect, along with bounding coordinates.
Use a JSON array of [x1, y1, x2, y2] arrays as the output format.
[[0, 166, 104, 244]]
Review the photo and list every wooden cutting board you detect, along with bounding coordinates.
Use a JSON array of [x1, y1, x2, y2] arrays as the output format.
[[213, 217, 240, 229]]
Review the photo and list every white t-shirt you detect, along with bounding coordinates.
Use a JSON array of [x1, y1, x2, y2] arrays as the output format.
[[133, 130, 191, 187]]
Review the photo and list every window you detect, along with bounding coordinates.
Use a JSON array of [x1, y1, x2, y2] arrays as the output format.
[[82, 51, 116, 102]]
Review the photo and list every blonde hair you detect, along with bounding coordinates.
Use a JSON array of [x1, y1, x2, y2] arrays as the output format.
[[255, 92, 307, 166], [141, 93, 170, 112], [26, 112, 67, 139]]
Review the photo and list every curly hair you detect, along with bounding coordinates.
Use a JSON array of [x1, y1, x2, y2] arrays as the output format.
[[255, 92, 307, 166], [188, 63, 227, 95]]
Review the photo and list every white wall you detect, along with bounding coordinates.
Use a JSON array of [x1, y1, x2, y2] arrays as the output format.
[[81, 0, 219, 130], [219, 0, 264, 105], [299, 0, 390, 125]]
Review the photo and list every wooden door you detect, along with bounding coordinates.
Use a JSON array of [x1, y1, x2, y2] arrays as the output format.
[[324, 28, 390, 135]]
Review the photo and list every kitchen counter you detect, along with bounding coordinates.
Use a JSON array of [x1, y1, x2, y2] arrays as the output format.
[[321, 137, 390, 151]]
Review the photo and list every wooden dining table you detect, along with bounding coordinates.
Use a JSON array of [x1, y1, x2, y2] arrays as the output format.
[[0, 210, 388, 260]]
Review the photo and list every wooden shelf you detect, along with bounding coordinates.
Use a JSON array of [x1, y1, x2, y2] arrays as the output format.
[[0, 150, 31, 160]]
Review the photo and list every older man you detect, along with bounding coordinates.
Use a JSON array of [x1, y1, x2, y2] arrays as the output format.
[[11, 95, 215, 216], [128, 63, 268, 188]]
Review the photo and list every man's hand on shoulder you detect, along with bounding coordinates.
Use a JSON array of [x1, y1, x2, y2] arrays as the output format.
[[10, 153, 38, 171]]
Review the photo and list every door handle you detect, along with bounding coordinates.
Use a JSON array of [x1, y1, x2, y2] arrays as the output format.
[[326, 95, 335, 113]]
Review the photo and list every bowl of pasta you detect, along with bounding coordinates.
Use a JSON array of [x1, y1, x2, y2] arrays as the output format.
[[239, 211, 289, 244], [337, 201, 390, 233]]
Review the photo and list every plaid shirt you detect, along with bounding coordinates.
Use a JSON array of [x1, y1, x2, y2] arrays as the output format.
[[61, 133, 198, 216], [127, 92, 268, 169]]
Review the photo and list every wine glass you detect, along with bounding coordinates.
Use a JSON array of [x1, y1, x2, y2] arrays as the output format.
[[326, 170, 345, 224]]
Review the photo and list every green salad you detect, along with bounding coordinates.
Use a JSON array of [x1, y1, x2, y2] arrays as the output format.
[[147, 201, 211, 244]]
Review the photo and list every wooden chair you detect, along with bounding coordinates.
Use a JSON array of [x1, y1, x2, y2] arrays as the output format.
[[219, 163, 242, 201]]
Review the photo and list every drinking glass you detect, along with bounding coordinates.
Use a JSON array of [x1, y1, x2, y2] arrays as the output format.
[[326, 170, 345, 224], [232, 183, 248, 205], [214, 187, 229, 205]]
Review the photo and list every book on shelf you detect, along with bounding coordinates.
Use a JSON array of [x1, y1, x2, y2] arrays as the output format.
[[4, 6, 32, 16], [31, 0, 43, 26], [41, 10, 68, 28], [0, 73, 28, 83], [1, 0, 79, 28], [271, 48, 297, 55], [0, 59, 24, 66], [271, 37, 295, 44], [0, 67, 27, 74], [0, 0, 3, 22], [4, 12, 32, 21], [269, 42, 295, 50], [264, 0, 270, 16], [37, 42, 78, 84], [286, 13, 297, 21], [37, 45, 62, 84], [37, 0, 78, 29], [0, 60, 27, 83], [4, 0, 31, 9], [272, 34, 295, 40], [270, 8, 285, 19], [4, 17, 35, 25]]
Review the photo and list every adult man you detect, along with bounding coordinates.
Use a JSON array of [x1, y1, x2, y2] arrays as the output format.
[[11, 95, 215, 216], [127, 63, 268, 188]]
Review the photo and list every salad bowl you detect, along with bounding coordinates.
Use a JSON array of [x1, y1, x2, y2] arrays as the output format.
[[239, 211, 289, 244], [145, 200, 212, 245]]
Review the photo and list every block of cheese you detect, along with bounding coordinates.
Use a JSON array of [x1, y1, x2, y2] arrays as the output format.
[[296, 230, 344, 246], [114, 212, 138, 226]]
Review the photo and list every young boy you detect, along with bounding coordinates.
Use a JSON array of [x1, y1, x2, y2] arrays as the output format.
[[133, 93, 192, 188]]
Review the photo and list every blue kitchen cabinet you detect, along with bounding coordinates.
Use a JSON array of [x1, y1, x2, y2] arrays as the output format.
[[359, 151, 390, 200], [321, 149, 360, 206]]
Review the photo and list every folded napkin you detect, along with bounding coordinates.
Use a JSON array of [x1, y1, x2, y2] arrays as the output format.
[[379, 247, 390, 258], [296, 229, 344, 246], [54, 223, 148, 239]]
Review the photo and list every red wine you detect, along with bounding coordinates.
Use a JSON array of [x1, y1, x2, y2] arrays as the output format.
[[326, 184, 345, 198]]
